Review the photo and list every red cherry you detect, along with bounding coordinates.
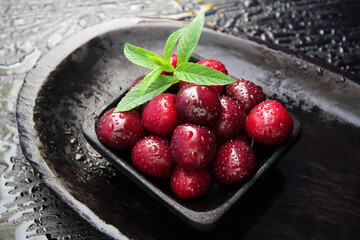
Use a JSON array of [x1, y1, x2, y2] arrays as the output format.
[[226, 78, 266, 113], [171, 166, 212, 199], [176, 85, 221, 128], [142, 93, 179, 136], [97, 108, 146, 151], [214, 96, 247, 141], [170, 123, 217, 169], [245, 100, 294, 146], [197, 58, 228, 74], [213, 139, 256, 185], [132, 135, 175, 179]]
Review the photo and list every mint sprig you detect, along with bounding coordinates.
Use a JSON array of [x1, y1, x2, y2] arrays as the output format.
[[114, 13, 235, 113], [163, 28, 186, 63], [174, 62, 234, 85], [124, 43, 162, 70], [139, 67, 162, 96], [176, 13, 204, 65], [114, 75, 179, 112]]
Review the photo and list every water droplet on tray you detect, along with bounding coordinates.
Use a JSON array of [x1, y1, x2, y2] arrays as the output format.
[[75, 153, 86, 161], [316, 68, 324, 76], [336, 77, 346, 83]]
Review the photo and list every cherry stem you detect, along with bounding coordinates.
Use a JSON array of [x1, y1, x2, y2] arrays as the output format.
[[250, 139, 254, 148]]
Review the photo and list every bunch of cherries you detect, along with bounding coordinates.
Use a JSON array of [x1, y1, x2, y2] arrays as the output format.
[[97, 55, 294, 199]]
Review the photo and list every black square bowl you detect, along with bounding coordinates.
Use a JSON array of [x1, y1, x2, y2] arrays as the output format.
[[82, 86, 301, 231]]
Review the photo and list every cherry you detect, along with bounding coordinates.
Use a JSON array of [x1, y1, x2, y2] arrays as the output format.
[[245, 100, 294, 146], [170, 123, 217, 169], [171, 166, 212, 199], [214, 96, 247, 141], [226, 78, 266, 113], [197, 58, 228, 74], [142, 93, 179, 136], [176, 85, 221, 128], [132, 135, 175, 179], [213, 139, 256, 185], [97, 108, 146, 151]]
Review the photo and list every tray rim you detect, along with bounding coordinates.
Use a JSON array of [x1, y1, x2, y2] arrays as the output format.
[[16, 17, 355, 239]]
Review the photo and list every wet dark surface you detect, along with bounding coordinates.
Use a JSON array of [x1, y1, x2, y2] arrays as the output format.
[[1, 1, 360, 239], [208, 0, 360, 79]]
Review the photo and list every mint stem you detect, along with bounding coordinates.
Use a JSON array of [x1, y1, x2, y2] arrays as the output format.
[[250, 139, 255, 148]]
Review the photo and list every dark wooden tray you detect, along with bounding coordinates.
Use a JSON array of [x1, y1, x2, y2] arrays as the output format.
[[16, 18, 360, 240], [82, 88, 301, 231]]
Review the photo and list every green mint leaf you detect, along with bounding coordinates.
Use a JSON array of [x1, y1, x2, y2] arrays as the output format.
[[124, 43, 162, 69], [140, 67, 162, 96], [148, 56, 174, 72], [117, 13, 234, 112], [177, 13, 204, 65], [114, 75, 179, 112], [174, 62, 235, 85], [163, 27, 186, 63]]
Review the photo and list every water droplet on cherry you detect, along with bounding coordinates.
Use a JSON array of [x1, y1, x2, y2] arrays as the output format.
[[164, 101, 171, 108], [149, 145, 158, 153], [106, 123, 114, 131], [185, 131, 194, 141]]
